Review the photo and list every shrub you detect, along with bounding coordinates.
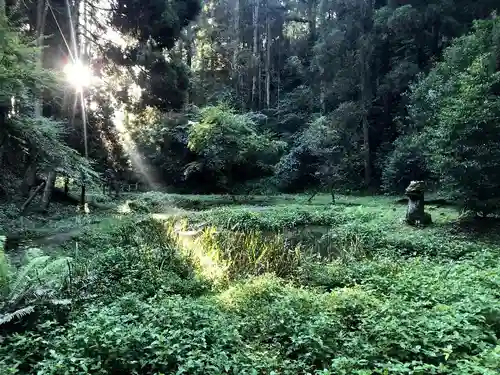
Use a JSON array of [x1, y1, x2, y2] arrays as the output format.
[[275, 105, 365, 193], [2, 197, 500, 374], [4, 262, 498, 374], [71, 218, 209, 300], [186, 104, 286, 193], [382, 133, 436, 194], [2, 291, 292, 374]]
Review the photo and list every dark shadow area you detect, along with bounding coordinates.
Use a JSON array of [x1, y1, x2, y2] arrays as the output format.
[[394, 198, 455, 207]]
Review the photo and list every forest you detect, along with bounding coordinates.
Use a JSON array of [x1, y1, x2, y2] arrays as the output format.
[[1, 0, 500, 374]]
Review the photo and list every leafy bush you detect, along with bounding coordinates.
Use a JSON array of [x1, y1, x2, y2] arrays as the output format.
[[382, 133, 436, 194], [2, 196, 500, 374], [3, 262, 499, 374], [301, 256, 500, 374], [275, 103, 365, 193], [70, 218, 209, 300], [0, 277, 375, 374], [186, 104, 286, 192], [1, 289, 298, 374]]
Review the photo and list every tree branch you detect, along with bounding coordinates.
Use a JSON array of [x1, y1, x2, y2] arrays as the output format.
[[86, 1, 114, 12], [286, 15, 308, 23]]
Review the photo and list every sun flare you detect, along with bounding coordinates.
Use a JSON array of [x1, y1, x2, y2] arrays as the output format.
[[63, 60, 92, 91]]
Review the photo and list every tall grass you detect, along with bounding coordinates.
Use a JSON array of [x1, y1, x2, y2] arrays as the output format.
[[196, 228, 303, 280]]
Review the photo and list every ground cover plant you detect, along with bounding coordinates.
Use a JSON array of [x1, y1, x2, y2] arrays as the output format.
[[2, 193, 500, 374]]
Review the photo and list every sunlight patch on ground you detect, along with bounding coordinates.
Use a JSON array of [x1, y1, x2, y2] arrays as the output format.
[[175, 230, 229, 285], [117, 201, 132, 214], [150, 208, 186, 219]]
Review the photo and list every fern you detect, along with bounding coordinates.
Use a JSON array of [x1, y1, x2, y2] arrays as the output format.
[[7, 255, 51, 303], [0, 250, 73, 326], [0, 306, 35, 326], [0, 235, 10, 291], [8, 255, 71, 303]]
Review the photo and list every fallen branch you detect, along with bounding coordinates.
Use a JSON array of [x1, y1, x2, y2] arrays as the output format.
[[20, 181, 46, 214], [307, 191, 318, 203]]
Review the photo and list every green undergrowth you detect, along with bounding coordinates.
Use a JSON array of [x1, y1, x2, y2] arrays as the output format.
[[165, 200, 488, 261], [1, 194, 500, 374], [0, 198, 115, 243], [120, 191, 301, 213]]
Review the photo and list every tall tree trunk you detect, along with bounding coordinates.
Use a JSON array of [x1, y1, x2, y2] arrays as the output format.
[[258, 51, 262, 110], [64, 176, 70, 195], [0, 79, 6, 167], [79, 177, 85, 207], [185, 25, 194, 105], [83, 0, 90, 57], [276, 20, 283, 113], [251, 0, 259, 109], [318, 0, 328, 114], [320, 79, 325, 114], [73, 0, 81, 53], [360, 0, 373, 187], [70, 0, 88, 208], [0, 11, 5, 177], [307, 0, 317, 62], [34, 0, 47, 118], [307, 0, 318, 107], [232, 0, 240, 100], [22, 0, 48, 195], [185, 28, 193, 68], [0, 130, 5, 169], [40, 171, 56, 211], [265, 8, 271, 108]]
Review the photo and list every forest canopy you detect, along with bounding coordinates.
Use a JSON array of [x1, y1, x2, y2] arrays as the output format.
[[0, 0, 500, 211]]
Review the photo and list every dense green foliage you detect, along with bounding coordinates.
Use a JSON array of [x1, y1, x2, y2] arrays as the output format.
[[1, 194, 500, 374], [276, 105, 364, 192], [110, 0, 500, 212], [185, 105, 286, 192], [0, 16, 94, 197], [2, 0, 500, 210], [402, 18, 500, 212], [3, 0, 500, 373]]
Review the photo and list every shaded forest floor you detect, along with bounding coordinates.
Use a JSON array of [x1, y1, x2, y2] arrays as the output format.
[[2, 192, 500, 373]]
